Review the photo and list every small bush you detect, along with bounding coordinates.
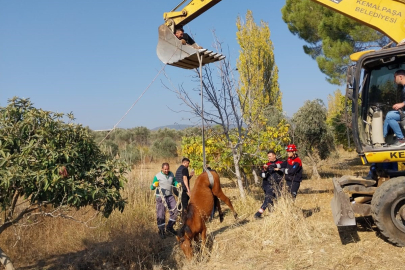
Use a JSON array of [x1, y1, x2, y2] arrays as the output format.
[[151, 137, 178, 159]]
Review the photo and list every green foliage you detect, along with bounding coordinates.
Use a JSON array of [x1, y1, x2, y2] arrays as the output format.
[[92, 127, 183, 165], [327, 89, 354, 149], [282, 0, 388, 85], [236, 10, 282, 120], [240, 120, 290, 172], [101, 140, 119, 157], [181, 129, 231, 175], [292, 99, 335, 160], [130, 126, 151, 146], [0, 97, 128, 219], [151, 137, 178, 159], [119, 144, 142, 164], [151, 128, 182, 142], [181, 123, 290, 175]]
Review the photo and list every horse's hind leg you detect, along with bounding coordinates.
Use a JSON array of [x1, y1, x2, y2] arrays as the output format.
[[213, 189, 238, 219], [214, 196, 224, 222]]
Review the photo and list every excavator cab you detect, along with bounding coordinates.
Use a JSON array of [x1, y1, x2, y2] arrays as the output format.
[[354, 49, 405, 152], [156, 24, 225, 69]]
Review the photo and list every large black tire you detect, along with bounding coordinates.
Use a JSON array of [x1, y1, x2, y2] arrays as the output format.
[[371, 177, 405, 246]]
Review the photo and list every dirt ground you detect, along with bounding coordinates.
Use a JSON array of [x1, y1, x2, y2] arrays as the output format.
[[155, 153, 405, 270]]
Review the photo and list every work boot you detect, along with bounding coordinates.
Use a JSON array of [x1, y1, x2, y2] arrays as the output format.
[[254, 212, 262, 219], [158, 228, 166, 239], [166, 227, 177, 236], [166, 220, 177, 236]]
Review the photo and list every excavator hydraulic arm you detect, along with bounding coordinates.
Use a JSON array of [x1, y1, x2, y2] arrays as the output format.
[[164, 0, 222, 31], [311, 0, 405, 44]]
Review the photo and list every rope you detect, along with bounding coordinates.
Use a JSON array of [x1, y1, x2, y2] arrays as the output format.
[[98, 64, 168, 145], [156, 185, 183, 213], [98, 46, 181, 145]]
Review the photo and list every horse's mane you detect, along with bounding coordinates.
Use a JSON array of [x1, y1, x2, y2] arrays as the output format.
[[179, 203, 194, 237]]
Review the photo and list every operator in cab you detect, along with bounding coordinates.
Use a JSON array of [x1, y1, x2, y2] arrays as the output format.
[[174, 27, 203, 50], [383, 69, 405, 147]]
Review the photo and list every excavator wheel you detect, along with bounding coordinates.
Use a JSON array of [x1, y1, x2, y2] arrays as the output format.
[[371, 176, 405, 246]]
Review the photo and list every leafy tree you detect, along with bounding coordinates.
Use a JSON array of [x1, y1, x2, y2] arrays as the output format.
[[181, 122, 290, 186], [236, 10, 287, 184], [101, 140, 119, 157], [130, 126, 151, 146], [282, 0, 389, 85], [120, 144, 142, 164], [151, 128, 182, 142], [236, 10, 282, 120], [292, 99, 335, 178], [151, 137, 178, 159], [327, 89, 353, 149], [0, 98, 128, 269]]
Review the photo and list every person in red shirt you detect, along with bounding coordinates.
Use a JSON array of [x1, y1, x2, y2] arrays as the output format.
[[275, 144, 303, 199]]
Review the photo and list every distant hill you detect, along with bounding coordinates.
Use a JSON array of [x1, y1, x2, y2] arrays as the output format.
[[152, 124, 194, 131]]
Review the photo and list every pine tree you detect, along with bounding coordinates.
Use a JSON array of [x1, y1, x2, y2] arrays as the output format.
[[282, 0, 389, 85]]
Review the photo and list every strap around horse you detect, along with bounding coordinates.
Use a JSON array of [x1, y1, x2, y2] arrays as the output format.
[[206, 168, 214, 189], [156, 185, 182, 213]]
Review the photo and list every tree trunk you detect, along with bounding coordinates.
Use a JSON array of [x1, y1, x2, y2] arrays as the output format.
[[307, 153, 320, 179], [232, 149, 246, 200], [252, 168, 259, 185], [312, 164, 320, 179], [0, 246, 15, 270]]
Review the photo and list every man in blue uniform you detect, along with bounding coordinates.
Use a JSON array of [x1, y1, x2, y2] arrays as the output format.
[[254, 150, 284, 219]]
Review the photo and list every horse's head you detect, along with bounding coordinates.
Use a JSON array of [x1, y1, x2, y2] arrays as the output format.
[[176, 235, 193, 259]]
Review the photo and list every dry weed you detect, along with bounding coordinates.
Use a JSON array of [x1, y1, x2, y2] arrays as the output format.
[[1, 153, 405, 270]]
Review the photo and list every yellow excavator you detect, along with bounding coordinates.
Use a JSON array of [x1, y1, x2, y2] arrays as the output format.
[[157, 0, 405, 246], [312, 0, 405, 247]]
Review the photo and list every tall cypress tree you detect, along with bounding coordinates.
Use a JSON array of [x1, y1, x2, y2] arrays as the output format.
[[236, 10, 282, 128]]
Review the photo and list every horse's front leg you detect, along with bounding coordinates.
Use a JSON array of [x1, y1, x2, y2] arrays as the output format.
[[194, 233, 199, 242], [201, 223, 207, 246]]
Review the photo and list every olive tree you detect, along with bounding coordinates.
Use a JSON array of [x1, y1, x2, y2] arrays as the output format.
[[292, 99, 335, 179], [0, 97, 128, 269]]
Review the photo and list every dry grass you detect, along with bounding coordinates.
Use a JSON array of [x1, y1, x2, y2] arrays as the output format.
[[1, 151, 405, 270]]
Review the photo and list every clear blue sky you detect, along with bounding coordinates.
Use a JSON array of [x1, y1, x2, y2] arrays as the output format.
[[0, 1, 340, 130]]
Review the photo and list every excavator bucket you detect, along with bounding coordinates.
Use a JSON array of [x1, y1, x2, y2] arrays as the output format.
[[330, 177, 356, 226], [156, 24, 225, 69]]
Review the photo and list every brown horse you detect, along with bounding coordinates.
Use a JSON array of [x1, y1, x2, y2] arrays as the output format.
[[176, 170, 238, 259]]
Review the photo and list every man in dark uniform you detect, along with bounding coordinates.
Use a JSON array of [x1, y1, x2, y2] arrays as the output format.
[[254, 150, 284, 219], [175, 158, 195, 214], [174, 28, 203, 49], [277, 144, 303, 199]]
